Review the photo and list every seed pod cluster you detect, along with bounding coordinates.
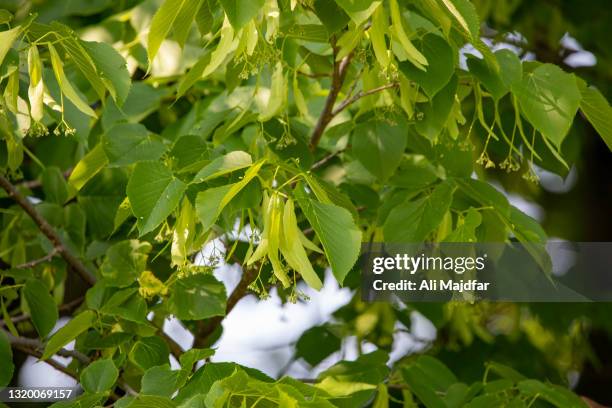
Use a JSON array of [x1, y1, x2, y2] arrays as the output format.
[[247, 191, 323, 290]]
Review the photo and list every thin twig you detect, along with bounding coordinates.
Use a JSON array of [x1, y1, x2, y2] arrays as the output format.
[[310, 148, 346, 170], [15, 248, 59, 269], [0, 175, 96, 286], [331, 82, 399, 116], [19, 168, 72, 190]]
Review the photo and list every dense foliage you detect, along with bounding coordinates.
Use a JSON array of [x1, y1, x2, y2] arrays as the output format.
[[0, 0, 611, 406]]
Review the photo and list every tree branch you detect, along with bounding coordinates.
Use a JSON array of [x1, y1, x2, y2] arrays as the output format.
[[309, 47, 354, 151], [11, 341, 79, 378], [4, 329, 90, 364], [193, 263, 259, 348], [156, 326, 184, 360], [0, 175, 96, 286], [15, 247, 59, 269], [331, 82, 399, 116], [5, 329, 136, 397]]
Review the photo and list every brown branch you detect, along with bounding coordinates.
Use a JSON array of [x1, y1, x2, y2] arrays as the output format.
[[193, 263, 259, 348], [6, 329, 135, 397], [331, 82, 399, 116], [15, 247, 59, 269], [0, 175, 96, 286], [12, 341, 79, 377], [4, 329, 90, 364], [309, 47, 354, 151], [11, 342, 125, 401], [155, 325, 184, 360]]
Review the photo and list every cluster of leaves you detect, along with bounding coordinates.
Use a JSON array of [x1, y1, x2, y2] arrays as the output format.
[[0, 0, 610, 406]]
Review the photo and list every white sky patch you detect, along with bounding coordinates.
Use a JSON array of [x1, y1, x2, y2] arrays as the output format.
[[561, 33, 597, 67], [534, 165, 578, 194]]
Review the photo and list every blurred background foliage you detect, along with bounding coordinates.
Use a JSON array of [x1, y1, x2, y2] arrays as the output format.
[[0, 0, 610, 406]]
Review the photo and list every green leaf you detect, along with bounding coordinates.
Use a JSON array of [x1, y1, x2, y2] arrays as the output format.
[[439, 0, 480, 40], [169, 274, 227, 320], [486, 361, 526, 382], [467, 54, 507, 101], [296, 325, 341, 366], [100, 240, 152, 287], [334, 0, 381, 25], [258, 61, 287, 122], [179, 348, 215, 370], [509, 206, 546, 243], [399, 33, 454, 98], [48, 43, 97, 118], [408, 356, 457, 393], [141, 365, 180, 397], [103, 123, 166, 167], [495, 49, 522, 88], [0, 330, 13, 387], [513, 64, 581, 148], [384, 181, 455, 242], [24, 279, 58, 338], [388, 157, 439, 191], [195, 0, 214, 36], [352, 119, 408, 181], [173, 0, 203, 47], [455, 178, 510, 217], [444, 208, 481, 242], [100, 288, 148, 323], [129, 336, 169, 371], [125, 395, 176, 408], [313, 0, 350, 34], [517, 380, 587, 408], [415, 75, 458, 140], [0, 9, 13, 25], [147, 0, 192, 63], [220, 0, 265, 30], [82, 41, 131, 106], [42, 166, 70, 205], [0, 26, 21, 67], [42, 310, 95, 360], [68, 144, 109, 192], [176, 51, 212, 99], [294, 184, 362, 284], [170, 135, 210, 173], [195, 160, 265, 231], [402, 367, 446, 408], [195, 184, 233, 231], [192, 151, 252, 183], [317, 351, 389, 406], [80, 358, 118, 393], [47, 23, 107, 102], [578, 82, 612, 151], [127, 162, 188, 236]]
